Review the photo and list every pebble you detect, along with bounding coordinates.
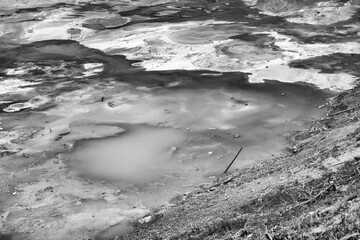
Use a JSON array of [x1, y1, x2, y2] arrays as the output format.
[[139, 216, 152, 224]]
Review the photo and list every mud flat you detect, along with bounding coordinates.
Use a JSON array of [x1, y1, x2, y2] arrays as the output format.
[[0, 0, 360, 240]]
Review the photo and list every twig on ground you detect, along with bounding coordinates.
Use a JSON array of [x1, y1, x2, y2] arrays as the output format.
[[329, 106, 358, 117], [340, 233, 359, 240], [226, 227, 236, 240], [284, 184, 335, 213], [330, 232, 338, 240]]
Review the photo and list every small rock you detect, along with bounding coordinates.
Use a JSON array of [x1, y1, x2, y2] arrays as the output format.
[[281, 93, 285, 96], [222, 177, 233, 184], [234, 134, 240, 138], [139, 216, 152, 224]]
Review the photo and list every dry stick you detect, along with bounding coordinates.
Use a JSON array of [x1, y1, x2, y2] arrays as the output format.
[[285, 184, 335, 213], [329, 106, 358, 117], [340, 233, 359, 240], [224, 147, 243, 174]]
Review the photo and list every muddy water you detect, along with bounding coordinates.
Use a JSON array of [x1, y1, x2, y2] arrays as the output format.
[[0, 39, 329, 238], [0, 0, 359, 239], [73, 127, 186, 183]]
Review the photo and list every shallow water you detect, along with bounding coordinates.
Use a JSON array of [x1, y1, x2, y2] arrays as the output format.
[[73, 127, 186, 183], [0, 40, 330, 239], [0, 0, 359, 239]]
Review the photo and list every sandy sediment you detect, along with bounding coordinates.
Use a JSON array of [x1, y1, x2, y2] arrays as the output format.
[[243, 0, 360, 25], [81, 21, 360, 91]]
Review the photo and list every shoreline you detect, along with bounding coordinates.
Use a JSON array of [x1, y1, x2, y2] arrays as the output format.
[[117, 84, 360, 239]]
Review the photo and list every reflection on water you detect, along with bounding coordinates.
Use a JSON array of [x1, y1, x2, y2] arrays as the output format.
[[73, 127, 185, 183]]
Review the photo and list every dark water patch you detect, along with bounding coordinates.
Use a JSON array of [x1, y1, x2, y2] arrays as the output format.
[[0, 40, 140, 74], [0, 57, 13, 68], [72, 0, 285, 29], [28, 68, 46, 76], [74, 2, 113, 12], [64, 13, 86, 19], [284, 29, 360, 44], [0, 232, 26, 240], [0, 233, 25, 240], [0, 233, 12, 240], [229, 33, 274, 42], [0, 13, 14, 19], [108, 70, 249, 89], [214, 8, 284, 25], [118, 3, 206, 22], [0, 43, 21, 53], [117, 4, 161, 17], [14, 3, 73, 14], [118, 0, 278, 24], [289, 53, 360, 76], [10, 18, 43, 24], [298, 34, 358, 44], [15, 7, 42, 14], [113, 70, 331, 99], [269, 13, 360, 44]]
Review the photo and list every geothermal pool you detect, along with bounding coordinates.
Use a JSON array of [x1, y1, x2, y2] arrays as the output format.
[[0, 0, 359, 239]]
